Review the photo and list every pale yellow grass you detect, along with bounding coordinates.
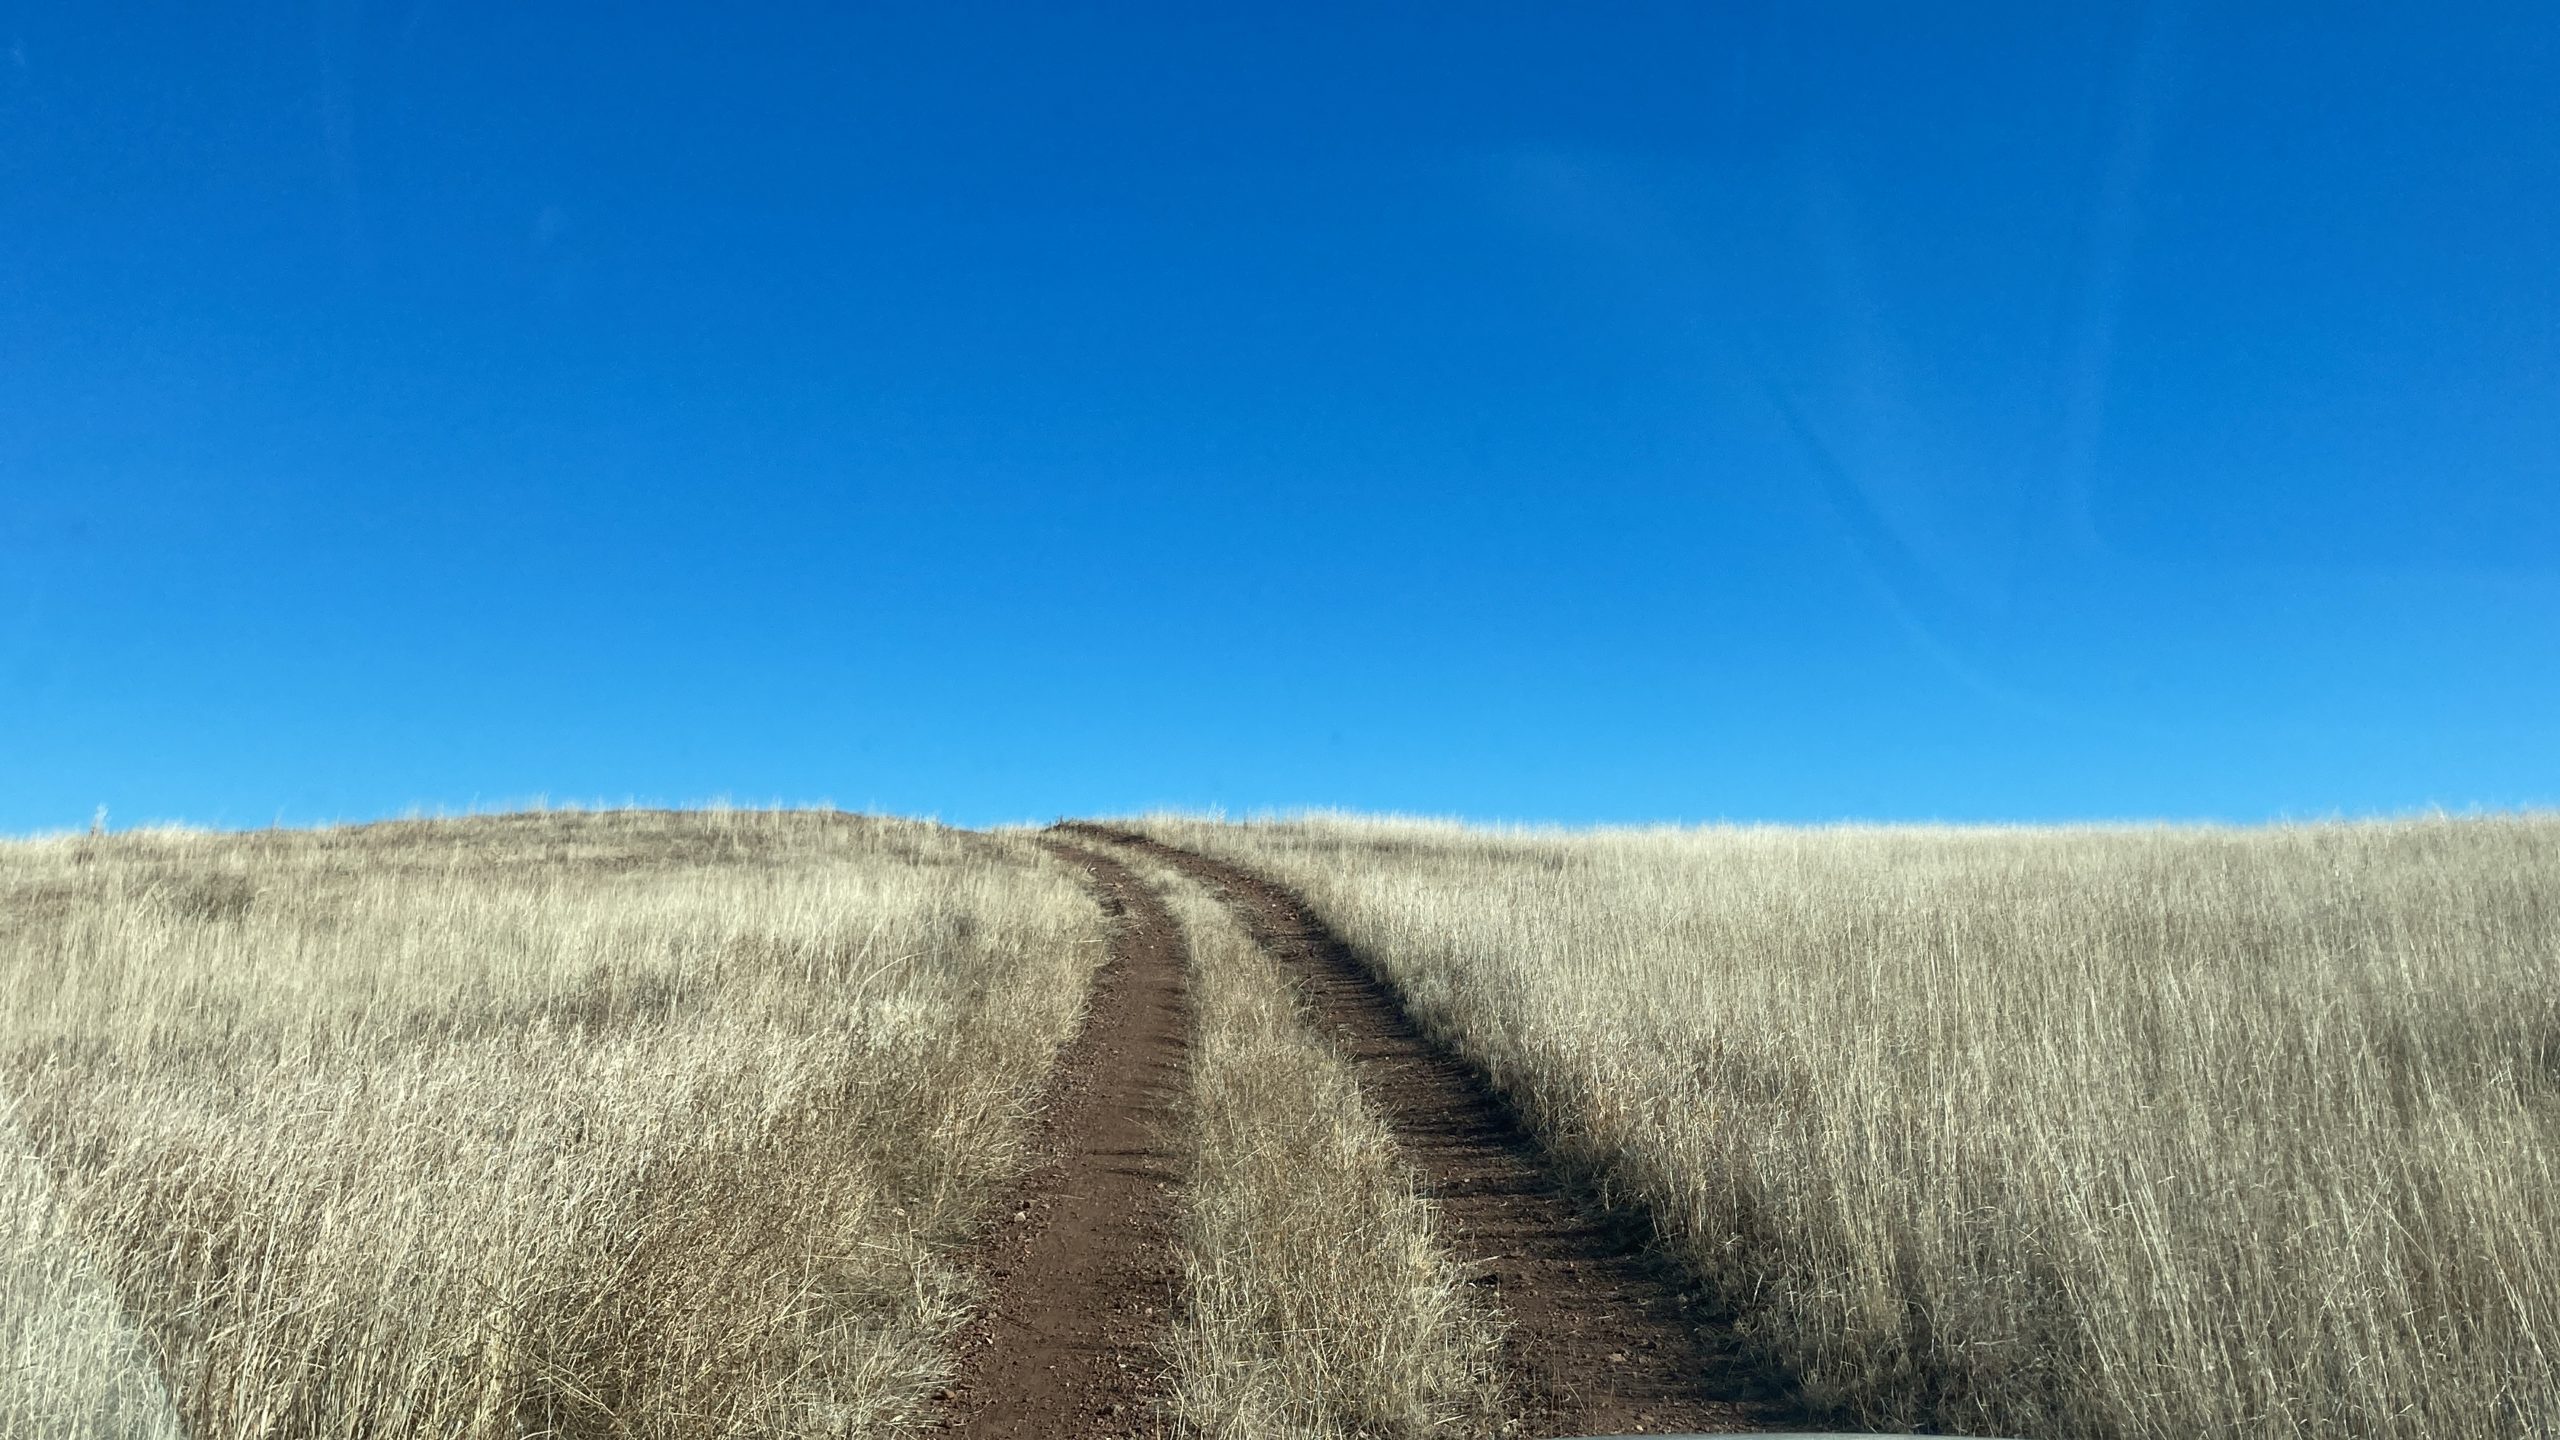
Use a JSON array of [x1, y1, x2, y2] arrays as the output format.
[[1122, 854, 1502, 1439], [1137, 812, 2560, 1440], [4, 1092, 183, 1440], [0, 808, 1101, 1439]]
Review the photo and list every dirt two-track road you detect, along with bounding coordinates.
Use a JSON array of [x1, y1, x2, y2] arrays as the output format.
[[931, 840, 1191, 1438], [937, 825, 1807, 1439]]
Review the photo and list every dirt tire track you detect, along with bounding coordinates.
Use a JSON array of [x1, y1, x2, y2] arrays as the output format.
[[1060, 823, 1808, 1439], [934, 840, 1190, 1439]]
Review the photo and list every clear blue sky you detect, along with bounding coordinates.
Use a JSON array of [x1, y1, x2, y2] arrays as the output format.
[[5, 3, 2555, 831]]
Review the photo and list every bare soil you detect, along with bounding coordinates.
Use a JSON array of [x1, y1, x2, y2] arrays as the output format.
[[934, 840, 1191, 1439], [1060, 823, 1809, 1439]]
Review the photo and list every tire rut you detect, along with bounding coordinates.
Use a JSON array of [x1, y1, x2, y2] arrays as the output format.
[[1058, 823, 1808, 1439], [934, 840, 1191, 1439]]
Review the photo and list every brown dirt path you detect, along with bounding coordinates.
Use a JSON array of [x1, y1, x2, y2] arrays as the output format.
[[933, 840, 1190, 1439], [1060, 823, 1808, 1440]]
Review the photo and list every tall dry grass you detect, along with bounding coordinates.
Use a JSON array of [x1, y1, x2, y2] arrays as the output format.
[[1, 808, 1101, 1439], [1125, 854, 1502, 1440], [1137, 812, 2560, 1440]]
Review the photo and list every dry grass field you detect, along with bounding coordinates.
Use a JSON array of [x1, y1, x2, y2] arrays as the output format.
[[13, 805, 2553, 1439], [1136, 812, 2560, 1440], [1, 809, 1101, 1440]]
